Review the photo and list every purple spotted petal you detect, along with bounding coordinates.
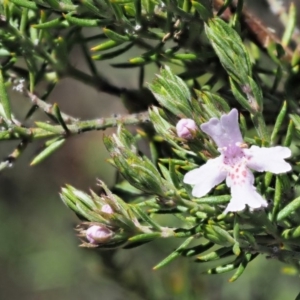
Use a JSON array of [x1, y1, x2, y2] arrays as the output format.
[[224, 179, 268, 213]]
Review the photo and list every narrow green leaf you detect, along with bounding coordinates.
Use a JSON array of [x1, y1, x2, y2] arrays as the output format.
[[271, 101, 287, 144], [153, 237, 194, 270], [109, 2, 129, 22], [203, 225, 235, 246], [0, 49, 11, 57], [229, 252, 254, 282], [92, 42, 134, 60], [44, 0, 60, 9], [60, 192, 79, 213], [111, 0, 132, 3], [203, 256, 243, 274], [30, 139, 65, 166], [9, 0, 37, 9], [239, 112, 247, 136], [52, 103, 69, 133], [217, 0, 233, 16], [181, 241, 214, 257], [45, 137, 62, 147], [0, 70, 12, 121], [282, 226, 300, 239], [33, 17, 67, 29], [284, 120, 294, 147], [76, 202, 103, 222], [289, 114, 300, 132], [91, 39, 121, 51], [158, 163, 173, 185], [132, 206, 162, 231], [129, 55, 156, 65], [103, 28, 130, 42], [134, 0, 142, 24], [192, 195, 230, 204], [251, 112, 269, 142], [172, 53, 198, 60], [191, 1, 212, 20], [240, 230, 256, 247], [232, 242, 241, 256], [196, 247, 232, 262], [198, 90, 230, 115], [124, 3, 135, 15], [72, 189, 96, 210], [182, 0, 191, 12], [277, 196, 300, 222], [128, 232, 161, 243], [233, 215, 240, 256], [169, 159, 181, 189], [282, 3, 296, 47], [264, 172, 273, 189], [272, 176, 283, 221], [64, 13, 106, 27], [35, 122, 63, 134], [81, 0, 110, 17], [271, 66, 283, 93]]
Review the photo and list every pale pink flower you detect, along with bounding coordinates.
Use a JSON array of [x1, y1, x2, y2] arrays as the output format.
[[86, 225, 112, 244], [183, 109, 291, 213], [101, 204, 113, 214], [176, 118, 198, 139]]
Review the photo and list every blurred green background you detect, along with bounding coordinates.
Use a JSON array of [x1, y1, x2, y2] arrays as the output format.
[[1, 1, 300, 299]]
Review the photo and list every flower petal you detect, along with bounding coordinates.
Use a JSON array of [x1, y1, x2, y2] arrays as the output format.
[[200, 109, 243, 148], [244, 146, 292, 174], [226, 166, 255, 187], [176, 118, 198, 139], [224, 181, 268, 213], [183, 156, 227, 198]]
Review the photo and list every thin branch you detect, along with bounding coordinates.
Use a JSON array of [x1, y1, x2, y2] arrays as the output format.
[[0, 111, 150, 141], [0, 140, 28, 171], [26, 90, 78, 123]]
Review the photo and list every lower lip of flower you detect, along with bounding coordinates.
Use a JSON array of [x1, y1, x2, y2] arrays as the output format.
[[220, 145, 251, 186]]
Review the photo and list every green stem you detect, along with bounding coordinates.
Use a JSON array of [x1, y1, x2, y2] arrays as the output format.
[[0, 111, 150, 141]]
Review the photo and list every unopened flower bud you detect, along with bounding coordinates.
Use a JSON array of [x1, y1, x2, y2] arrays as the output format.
[[86, 225, 113, 244], [101, 204, 113, 214], [176, 118, 198, 139]]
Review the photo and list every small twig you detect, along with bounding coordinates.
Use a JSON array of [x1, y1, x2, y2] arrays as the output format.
[[0, 140, 28, 171], [26, 90, 77, 123]]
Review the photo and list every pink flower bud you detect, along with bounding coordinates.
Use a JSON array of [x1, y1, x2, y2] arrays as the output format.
[[176, 118, 198, 139], [86, 225, 112, 244], [101, 204, 113, 214]]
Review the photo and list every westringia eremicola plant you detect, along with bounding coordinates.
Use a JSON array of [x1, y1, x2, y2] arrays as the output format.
[[2, 0, 300, 297]]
